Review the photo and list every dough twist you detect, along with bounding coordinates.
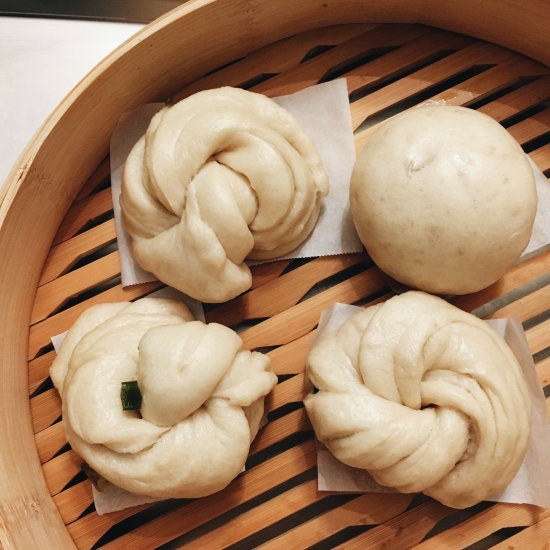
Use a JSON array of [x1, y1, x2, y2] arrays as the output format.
[[50, 298, 277, 498], [304, 292, 531, 508], [121, 87, 328, 302]]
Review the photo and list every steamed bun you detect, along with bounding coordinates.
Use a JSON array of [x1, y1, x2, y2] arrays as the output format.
[[50, 297, 277, 498], [121, 87, 328, 303], [350, 105, 537, 295], [304, 291, 531, 508]]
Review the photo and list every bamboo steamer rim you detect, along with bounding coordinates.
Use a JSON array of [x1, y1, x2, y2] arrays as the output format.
[[0, 0, 548, 547]]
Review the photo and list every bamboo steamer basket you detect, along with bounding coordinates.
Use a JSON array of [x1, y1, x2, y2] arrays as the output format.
[[1, 0, 549, 547]]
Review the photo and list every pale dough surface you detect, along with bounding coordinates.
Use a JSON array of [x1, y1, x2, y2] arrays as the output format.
[[350, 105, 537, 294], [50, 297, 277, 498], [121, 87, 328, 302], [304, 292, 531, 509]]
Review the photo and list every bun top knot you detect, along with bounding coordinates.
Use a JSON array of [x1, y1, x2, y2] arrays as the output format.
[[121, 87, 328, 303]]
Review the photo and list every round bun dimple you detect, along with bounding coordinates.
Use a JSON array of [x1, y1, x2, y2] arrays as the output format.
[[350, 105, 537, 295]]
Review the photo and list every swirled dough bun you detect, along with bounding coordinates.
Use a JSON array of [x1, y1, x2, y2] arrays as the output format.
[[121, 87, 328, 303], [50, 297, 277, 499], [350, 105, 537, 295], [304, 292, 531, 509]]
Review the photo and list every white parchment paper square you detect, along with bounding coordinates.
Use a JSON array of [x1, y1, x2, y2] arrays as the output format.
[[313, 302, 550, 508], [110, 79, 362, 288]]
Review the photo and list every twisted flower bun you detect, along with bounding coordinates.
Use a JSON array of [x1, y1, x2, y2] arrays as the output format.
[[50, 297, 277, 498], [121, 87, 328, 303], [304, 292, 531, 508]]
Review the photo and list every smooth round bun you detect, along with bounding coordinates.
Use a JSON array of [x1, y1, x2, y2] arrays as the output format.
[[350, 105, 537, 295]]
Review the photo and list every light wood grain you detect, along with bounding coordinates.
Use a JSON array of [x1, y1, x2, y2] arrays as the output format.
[[262, 492, 413, 549], [74, 158, 110, 202], [207, 254, 364, 326], [53, 189, 113, 246], [175, 23, 375, 99], [354, 58, 549, 152], [240, 269, 388, 349], [53, 482, 94, 525], [99, 441, 316, 549], [487, 283, 550, 321], [40, 219, 116, 285], [492, 514, 550, 549], [29, 281, 162, 361], [35, 422, 66, 464], [42, 451, 82, 496], [183, 478, 321, 548], [478, 75, 550, 122], [337, 500, 454, 549], [0, 1, 547, 546], [249, 259, 291, 289], [67, 504, 151, 550], [28, 351, 56, 395], [32, 252, 121, 325], [350, 42, 518, 129], [253, 24, 433, 97], [530, 143, 550, 172], [415, 504, 550, 549], [30, 389, 61, 433]]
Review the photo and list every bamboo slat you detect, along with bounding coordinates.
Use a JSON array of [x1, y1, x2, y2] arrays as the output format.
[[249, 259, 290, 289], [337, 500, 454, 550], [530, 143, 550, 172], [240, 270, 388, 349], [32, 252, 121, 325], [508, 107, 550, 145], [487, 283, 550, 322], [74, 159, 110, 202], [30, 388, 61, 433], [478, 75, 550, 122], [252, 24, 433, 97], [262, 492, 414, 549], [492, 514, 550, 549], [28, 350, 56, 395], [181, 478, 322, 549], [415, 504, 550, 549], [175, 23, 375, 99], [14, 16, 550, 550], [53, 189, 113, 246], [40, 219, 117, 285], [350, 42, 523, 129], [99, 442, 317, 549], [207, 254, 364, 326]]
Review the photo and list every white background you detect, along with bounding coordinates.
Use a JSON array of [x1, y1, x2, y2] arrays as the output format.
[[0, 16, 142, 191]]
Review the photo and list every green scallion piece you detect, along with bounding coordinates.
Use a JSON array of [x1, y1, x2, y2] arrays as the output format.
[[121, 380, 142, 411]]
